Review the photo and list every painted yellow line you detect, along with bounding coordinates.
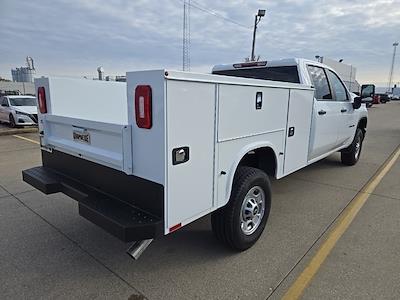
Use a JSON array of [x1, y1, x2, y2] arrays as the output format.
[[282, 145, 400, 300], [12, 134, 40, 145]]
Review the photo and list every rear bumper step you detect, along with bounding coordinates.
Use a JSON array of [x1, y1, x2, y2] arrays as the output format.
[[22, 166, 163, 242]]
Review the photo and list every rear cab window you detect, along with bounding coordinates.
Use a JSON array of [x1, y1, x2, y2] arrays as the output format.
[[212, 66, 300, 83]]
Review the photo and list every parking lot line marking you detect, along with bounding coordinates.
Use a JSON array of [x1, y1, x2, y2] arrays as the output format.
[[282, 145, 400, 300], [13, 134, 40, 145]]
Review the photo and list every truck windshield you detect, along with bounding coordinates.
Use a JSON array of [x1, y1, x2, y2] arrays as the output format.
[[9, 97, 37, 106], [212, 66, 300, 83]]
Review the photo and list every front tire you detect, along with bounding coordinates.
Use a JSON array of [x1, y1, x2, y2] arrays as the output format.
[[211, 167, 271, 251], [341, 128, 364, 166], [9, 114, 16, 128]]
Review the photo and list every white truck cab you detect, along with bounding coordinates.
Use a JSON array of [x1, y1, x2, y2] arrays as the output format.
[[23, 58, 370, 258]]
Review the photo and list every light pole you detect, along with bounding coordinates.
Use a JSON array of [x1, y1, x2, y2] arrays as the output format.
[[388, 42, 399, 93], [251, 9, 266, 61]]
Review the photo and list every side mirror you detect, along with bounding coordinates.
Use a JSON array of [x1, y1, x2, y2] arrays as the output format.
[[360, 84, 375, 102]]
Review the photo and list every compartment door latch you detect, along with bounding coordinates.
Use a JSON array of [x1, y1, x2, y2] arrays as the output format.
[[288, 127, 295, 137], [172, 147, 190, 165], [256, 92, 263, 110]]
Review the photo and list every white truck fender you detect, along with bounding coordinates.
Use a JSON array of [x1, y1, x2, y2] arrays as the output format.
[[222, 141, 279, 206]]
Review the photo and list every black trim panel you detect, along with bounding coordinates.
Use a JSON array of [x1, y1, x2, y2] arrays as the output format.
[[22, 150, 164, 242], [42, 150, 164, 217]]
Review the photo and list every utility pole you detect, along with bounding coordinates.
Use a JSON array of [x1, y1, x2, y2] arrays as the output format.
[[182, 0, 191, 71], [250, 9, 266, 61], [388, 42, 399, 93]]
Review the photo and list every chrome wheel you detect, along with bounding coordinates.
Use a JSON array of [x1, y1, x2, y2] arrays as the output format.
[[240, 186, 265, 235]]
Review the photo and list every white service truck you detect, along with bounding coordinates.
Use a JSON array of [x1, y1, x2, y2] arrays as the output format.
[[23, 58, 372, 258]]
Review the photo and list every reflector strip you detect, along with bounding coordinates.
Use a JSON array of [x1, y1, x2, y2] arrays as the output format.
[[169, 223, 182, 233]]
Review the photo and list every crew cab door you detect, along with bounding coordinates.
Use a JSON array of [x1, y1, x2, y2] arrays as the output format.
[[325, 69, 355, 146], [307, 65, 340, 160]]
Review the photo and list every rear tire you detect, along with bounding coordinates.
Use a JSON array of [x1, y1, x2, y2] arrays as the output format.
[[9, 114, 16, 128], [341, 128, 364, 166], [211, 167, 271, 251]]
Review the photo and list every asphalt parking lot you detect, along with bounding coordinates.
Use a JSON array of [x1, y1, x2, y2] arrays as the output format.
[[0, 102, 399, 300], [0, 122, 37, 136]]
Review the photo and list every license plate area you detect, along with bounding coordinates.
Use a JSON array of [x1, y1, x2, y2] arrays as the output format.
[[41, 115, 132, 174], [73, 128, 91, 144]]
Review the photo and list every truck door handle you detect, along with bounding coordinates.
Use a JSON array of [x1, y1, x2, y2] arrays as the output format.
[[341, 109, 347, 113], [318, 110, 326, 115]]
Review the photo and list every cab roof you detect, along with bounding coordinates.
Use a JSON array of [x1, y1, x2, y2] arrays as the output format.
[[212, 58, 328, 72]]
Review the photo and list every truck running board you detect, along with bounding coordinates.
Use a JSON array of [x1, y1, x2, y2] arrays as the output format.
[[22, 166, 163, 242]]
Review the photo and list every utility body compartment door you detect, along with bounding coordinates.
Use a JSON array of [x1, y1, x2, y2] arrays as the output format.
[[283, 89, 314, 175], [217, 85, 289, 142], [165, 80, 216, 231]]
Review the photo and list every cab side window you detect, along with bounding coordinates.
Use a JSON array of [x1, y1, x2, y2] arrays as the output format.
[[307, 66, 332, 100], [1, 97, 9, 106], [326, 70, 349, 101]]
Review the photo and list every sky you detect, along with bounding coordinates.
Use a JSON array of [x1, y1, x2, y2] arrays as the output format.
[[1, 0, 400, 86]]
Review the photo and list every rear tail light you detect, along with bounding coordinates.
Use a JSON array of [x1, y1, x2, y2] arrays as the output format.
[[37, 87, 47, 114], [135, 85, 152, 129]]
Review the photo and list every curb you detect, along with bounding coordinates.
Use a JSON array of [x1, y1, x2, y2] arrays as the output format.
[[0, 127, 38, 136]]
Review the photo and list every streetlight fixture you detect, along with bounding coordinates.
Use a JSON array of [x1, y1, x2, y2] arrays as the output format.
[[250, 9, 266, 61], [388, 42, 399, 92]]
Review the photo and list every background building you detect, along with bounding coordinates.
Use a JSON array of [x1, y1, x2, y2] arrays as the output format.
[[0, 57, 36, 95], [11, 57, 36, 83], [0, 81, 35, 96], [318, 57, 360, 93]]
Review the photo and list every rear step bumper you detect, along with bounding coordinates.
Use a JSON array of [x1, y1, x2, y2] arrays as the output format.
[[22, 166, 163, 242]]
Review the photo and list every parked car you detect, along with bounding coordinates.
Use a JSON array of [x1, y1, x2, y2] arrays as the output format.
[[375, 93, 389, 103], [0, 95, 38, 127], [373, 94, 381, 104]]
